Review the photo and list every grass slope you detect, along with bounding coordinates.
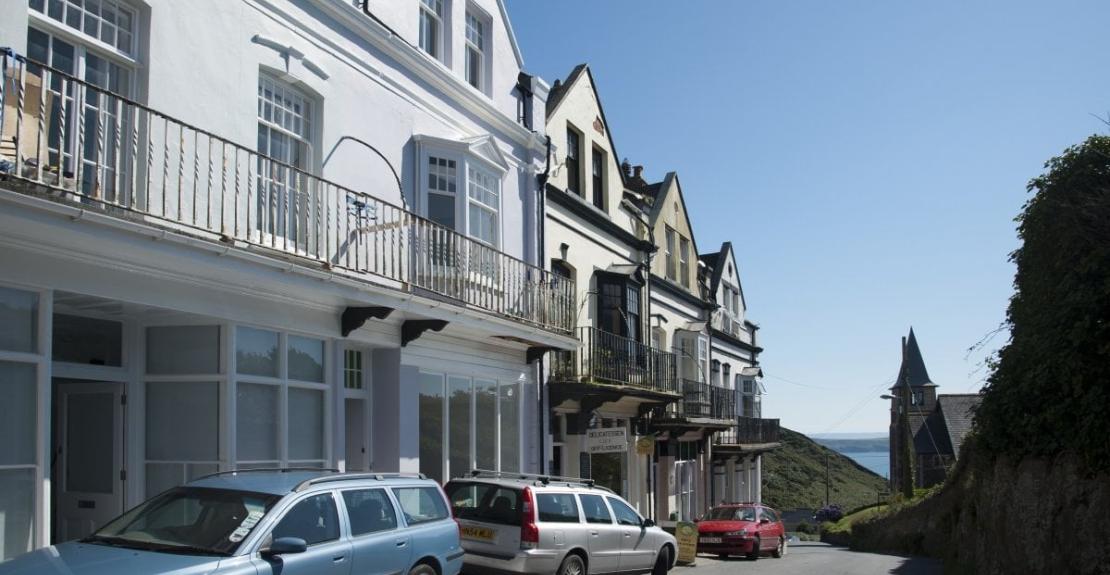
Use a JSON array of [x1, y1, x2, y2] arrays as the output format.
[[762, 428, 890, 512]]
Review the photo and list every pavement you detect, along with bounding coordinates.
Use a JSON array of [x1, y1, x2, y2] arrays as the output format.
[[675, 541, 942, 575]]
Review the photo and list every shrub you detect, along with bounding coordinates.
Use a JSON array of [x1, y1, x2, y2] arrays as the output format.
[[795, 520, 816, 534]]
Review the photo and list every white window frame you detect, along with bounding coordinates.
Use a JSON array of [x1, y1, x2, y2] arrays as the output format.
[[466, 164, 499, 246], [419, 370, 522, 478], [26, 23, 137, 200], [255, 72, 318, 248], [417, 144, 505, 248], [679, 236, 690, 288], [464, 7, 488, 93], [419, 0, 445, 61], [29, 0, 139, 60], [665, 226, 676, 281], [231, 325, 331, 471]]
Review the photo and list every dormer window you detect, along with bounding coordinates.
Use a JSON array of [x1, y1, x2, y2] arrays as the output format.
[[465, 10, 485, 90], [419, 0, 444, 61]]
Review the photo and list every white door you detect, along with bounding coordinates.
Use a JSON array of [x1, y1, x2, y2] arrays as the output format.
[[54, 381, 125, 542], [345, 398, 367, 472]]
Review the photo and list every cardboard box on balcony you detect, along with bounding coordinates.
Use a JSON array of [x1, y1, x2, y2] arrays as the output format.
[[2, 66, 53, 165]]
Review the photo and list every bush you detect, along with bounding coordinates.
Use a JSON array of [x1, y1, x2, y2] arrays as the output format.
[[815, 504, 844, 523], [795, 520, 816, 534]]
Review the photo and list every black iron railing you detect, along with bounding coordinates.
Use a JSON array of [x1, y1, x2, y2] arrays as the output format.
[[673, 379, 736, 420], [549, 327, 677, 394], [0, 50, 575, 335], [716, 417, 781, 446]]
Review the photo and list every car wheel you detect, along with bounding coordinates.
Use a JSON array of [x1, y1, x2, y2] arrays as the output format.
[[772, 536, 786, 558], [409, 563, 437, 575], [652, 546, 670, 575], [558, 554, 585, 575], [747, 537, 760, 561]]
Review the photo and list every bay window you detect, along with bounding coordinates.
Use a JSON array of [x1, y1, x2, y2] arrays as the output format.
[[417, 139, 506, 248]]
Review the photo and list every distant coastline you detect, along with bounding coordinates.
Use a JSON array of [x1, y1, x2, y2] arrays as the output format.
[[810, 435, 890, 479]]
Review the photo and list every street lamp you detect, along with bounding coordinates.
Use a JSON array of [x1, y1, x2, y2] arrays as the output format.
[[880, 394, 894, 400]]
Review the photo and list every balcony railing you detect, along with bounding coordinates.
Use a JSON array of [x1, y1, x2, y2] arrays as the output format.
[[550, 327, 677, 394], [715, 417, 781, 446], [0, 51, 574, 335], [672, 379, 736, 420]]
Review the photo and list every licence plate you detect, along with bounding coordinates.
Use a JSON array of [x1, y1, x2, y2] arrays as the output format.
[[700, 537, 722, 544], [460, 526, 496, 542]]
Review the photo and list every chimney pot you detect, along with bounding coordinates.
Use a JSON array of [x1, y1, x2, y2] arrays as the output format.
[[633, 165, 643, 178]]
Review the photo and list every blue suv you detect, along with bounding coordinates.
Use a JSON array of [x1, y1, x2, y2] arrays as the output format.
[[0, 469, 463, 575]]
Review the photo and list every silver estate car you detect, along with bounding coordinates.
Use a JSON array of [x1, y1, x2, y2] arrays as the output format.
[[444, 472, 676, 575]]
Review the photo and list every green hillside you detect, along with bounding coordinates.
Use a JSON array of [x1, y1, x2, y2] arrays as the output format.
[[762, 428, 889, 512]]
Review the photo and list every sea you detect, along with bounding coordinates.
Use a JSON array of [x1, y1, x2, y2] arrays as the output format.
[[843, 451, 890, 479]]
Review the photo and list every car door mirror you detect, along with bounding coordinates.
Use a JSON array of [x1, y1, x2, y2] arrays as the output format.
[[759, 518, 770, 525], [263, 537, 308, 557], [642, 518, 655, 529]]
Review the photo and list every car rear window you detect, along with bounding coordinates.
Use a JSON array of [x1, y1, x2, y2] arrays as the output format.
[[444, 481, 522, 526], [536, 493, 579, 523], [392, 486, 449, 526]]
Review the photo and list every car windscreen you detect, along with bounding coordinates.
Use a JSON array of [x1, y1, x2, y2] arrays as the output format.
[[705, 506, 756, 521], [444, 481, 522, 526], [85, 486, 281, 556]]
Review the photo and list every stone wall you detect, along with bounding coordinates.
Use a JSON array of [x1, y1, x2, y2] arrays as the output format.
[[847, 441, 1110, 574]]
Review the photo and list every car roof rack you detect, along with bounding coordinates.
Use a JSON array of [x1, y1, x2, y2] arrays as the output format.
[[467, 469, 611, 491], [195, 467, 340, 481], [294, 472, 428, 492]]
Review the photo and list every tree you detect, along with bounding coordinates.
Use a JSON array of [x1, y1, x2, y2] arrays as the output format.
[[975, 135, 1110, 469]]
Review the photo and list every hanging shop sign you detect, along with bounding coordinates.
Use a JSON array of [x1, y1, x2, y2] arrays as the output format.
[[587, 428, 628, 453]]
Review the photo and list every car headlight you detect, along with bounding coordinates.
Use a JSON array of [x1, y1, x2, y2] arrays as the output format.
[[724, 529, 749, 537]]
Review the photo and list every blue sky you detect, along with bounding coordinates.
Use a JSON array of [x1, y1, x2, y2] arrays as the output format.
[[505, 0, 1110, 434]]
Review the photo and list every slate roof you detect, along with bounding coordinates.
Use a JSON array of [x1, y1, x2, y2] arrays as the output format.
[[937, 394, 982, 458], [892, 328, 936, 390], [909, 410, 952, 455]]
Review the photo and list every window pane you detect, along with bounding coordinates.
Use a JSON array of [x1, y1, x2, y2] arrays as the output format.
[[273, 493, 339, 546], [474, 379, 497, 471], [145, 381, 219, 462], [0, 468, 35, 561], [343, 489, 398, 536], [236, 326, 278, 377], [448, 376, 471, 478], [66, 391, 113, 493], [428, 193, 455, 229], [237, 383, 279, 462], [288, 387, 324, 461], [393, 487, 448, 525], [0, 362, 37, 466], [53, 314, 123, 366], [607, 497, 641, 526], [147, 326, 220, 375], [499, 382, 519, 472], [579, 494, 613, 524], [0, 286, 38, 354], [419, 373, 444, 482], [288, 335, 324, 383], [536, 493, 579, 523]]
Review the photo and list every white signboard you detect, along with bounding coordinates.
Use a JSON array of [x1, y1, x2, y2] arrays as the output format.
[[587, 428, 628, 453]]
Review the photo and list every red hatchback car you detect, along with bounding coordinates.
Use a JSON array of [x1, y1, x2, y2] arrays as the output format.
[[696, 503, 787, 560]]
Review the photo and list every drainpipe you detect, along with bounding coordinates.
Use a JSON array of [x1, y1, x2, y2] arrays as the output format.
[[536, 134, 551, 473]]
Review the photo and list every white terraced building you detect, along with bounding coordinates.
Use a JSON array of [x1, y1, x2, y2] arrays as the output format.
[[0, 0, 573, 560]]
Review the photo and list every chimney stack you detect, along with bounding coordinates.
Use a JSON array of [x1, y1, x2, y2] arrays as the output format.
[[633, 165, 644, 179]]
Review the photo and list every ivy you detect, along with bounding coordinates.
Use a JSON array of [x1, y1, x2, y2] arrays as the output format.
[[975, 135, 1110, 471]]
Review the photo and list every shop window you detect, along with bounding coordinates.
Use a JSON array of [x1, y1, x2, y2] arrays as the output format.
[[288, 335, 324, 383], [236, 326, 279, 377], [420, 372, 521, 481], [0, 286, 38, 354], [237, 382, 280, 467], [147, 325, 220, 375], [145, 381, 220, 495]]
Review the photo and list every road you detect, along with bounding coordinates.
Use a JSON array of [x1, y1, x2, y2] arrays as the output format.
[[677, 541, 942, 575]]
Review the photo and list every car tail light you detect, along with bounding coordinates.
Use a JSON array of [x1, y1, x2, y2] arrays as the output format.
[[520, 487, 539, 549]]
